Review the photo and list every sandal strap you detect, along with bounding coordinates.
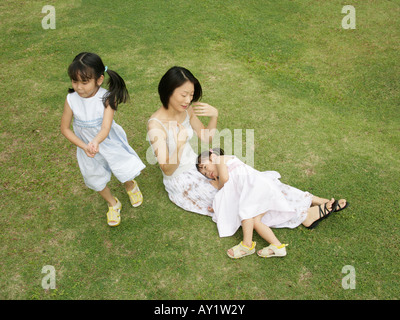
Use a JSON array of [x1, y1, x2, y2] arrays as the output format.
[[127, 180, 143, 206], [127, 189, 143, 205], [229, 241, 256, 258], [107, 207, 120, 224], [319, 200, 338, 218], [127, 189, 142, 199], [335, 201, 349, 212], [259, 244, 288, 257], [307, 201, 338, 230]]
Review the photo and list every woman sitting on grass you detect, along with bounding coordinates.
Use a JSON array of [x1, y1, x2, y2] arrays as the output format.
[[196, 148, 348, 259], [147, 66, 219, 216]]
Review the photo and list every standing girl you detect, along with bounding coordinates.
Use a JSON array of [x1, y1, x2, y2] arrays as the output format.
[[61, 52, 145, 227], [196, 148, 348, 258]]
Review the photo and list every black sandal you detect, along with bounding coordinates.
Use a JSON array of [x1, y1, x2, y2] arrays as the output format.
[[307, 200, 338, 229], [334, 200, 349, 212]]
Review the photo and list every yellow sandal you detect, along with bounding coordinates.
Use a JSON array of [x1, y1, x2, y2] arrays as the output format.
[[107, 197, 121, 227], [227, 241, 256, 259], [257, 244, 288, 258], [127, 180, 143, 207]]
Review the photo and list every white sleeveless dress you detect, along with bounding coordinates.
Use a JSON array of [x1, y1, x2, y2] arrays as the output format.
[[148, 112, 217, 216], [67, 87, 146, 191], [212, 157, 313, 237]]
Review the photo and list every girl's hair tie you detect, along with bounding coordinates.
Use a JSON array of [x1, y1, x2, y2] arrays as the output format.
[[209, 148, 214, 154], [104, 66, 108, 72]]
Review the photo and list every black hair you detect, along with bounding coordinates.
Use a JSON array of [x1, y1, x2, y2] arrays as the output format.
[[195, 148, 225, 173], [67, 52, 129, 110], [158, 66, 202, 109]]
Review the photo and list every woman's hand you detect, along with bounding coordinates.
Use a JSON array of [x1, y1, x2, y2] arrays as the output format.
[[192, 102, 218, 118], [190, 102, 218, 143]]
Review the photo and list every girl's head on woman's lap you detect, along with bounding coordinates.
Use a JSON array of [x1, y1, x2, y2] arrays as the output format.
[[158, 66, 202, 109], [196, 148, 224, 178], [68, 52, 129, 110]]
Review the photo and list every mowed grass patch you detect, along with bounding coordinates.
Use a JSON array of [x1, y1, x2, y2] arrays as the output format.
[[1, 0, 399, 300]]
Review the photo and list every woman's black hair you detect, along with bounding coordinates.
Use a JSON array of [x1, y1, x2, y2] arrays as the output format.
[[195, 148, 224, 173], [158, 66, 202, 109], [67, 52, 129, 110]]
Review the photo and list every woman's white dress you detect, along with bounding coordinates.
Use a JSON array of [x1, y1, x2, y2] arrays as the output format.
[[212, 157, 313, 237], [148, 112, 217, 216], [67, 87, 145, 191]]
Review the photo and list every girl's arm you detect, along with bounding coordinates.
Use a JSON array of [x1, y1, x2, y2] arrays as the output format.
[[188, 102, 218, 143], [215, 157, 229, 190], [147, 120, 188, 176], [88, 105, 114, 153], [60, 99, 95, 158]]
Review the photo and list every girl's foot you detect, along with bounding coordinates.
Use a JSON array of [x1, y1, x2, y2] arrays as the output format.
[[257, 244, 288, 258], [227, 241, 256, 259], [107, 197, 121, 227], [127, 180, 143, 207]]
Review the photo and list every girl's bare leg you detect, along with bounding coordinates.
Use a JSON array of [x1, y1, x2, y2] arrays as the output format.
[[242, 218, 255, 248], [227, 218, 255, 256], [98, 186, 117, 207], [124, 180, 135, 192], [254, 214, 282, 255]]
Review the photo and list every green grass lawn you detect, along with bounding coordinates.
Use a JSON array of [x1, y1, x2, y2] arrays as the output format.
[[1, 0, 399, 300]]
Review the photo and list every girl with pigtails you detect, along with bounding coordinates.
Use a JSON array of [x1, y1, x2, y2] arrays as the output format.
[[61, 52, 145, 227]]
